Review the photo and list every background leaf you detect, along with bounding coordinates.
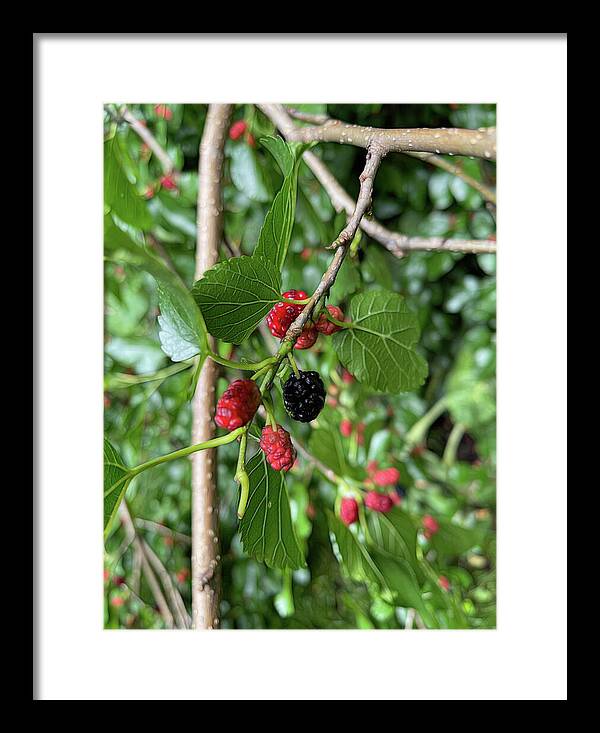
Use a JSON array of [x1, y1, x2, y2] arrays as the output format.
[[229, 143, 271, 202], [105, 217, 208, 362], [104, 438, 132, 536], [328, 512, 424, 610], [253, 137, 310, 270], [429, 518, 482, 558], [239, 452, 305, 570], [192, 255, 281, 344], [333, 289, 428, 393], [104, 136, 152, 229]]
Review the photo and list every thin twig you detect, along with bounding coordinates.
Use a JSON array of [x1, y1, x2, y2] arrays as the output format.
[[121, 106, 175, 174], [403, 151, 496, 205], [283, 146, 383, 341], [134, 518, 191, 545], [118, 503, 174, 629], [259, 104, 496, 256], [294, 438, 339, 484], [142, 539, 191, 629]]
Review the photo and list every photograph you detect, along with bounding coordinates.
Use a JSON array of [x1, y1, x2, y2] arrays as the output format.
[[103, 101, 497, 631]]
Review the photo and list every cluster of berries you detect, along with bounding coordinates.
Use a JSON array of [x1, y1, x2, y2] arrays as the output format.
[[339, 492, 399, 524], [339, 463, 405, 526], [340, 419, 365, 444], [266, 289, 344, 350], [214, 370, 324, 473], [229, 120, 255, 147], [144, 172, 178, 200]]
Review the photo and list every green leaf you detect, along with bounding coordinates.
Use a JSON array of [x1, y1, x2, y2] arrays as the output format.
[[430, 519, 482, 558], [192, 255, 281, 344], [329, 256, 361, 302], [239, 452, 305, 570], [308, 426, 364, 482], [362, 247, 393, 290], [446, 326, 496, 427], [327, 512, 424, 610], [366, 508, 422, 580], [259, 136, 295, 176], [104, 438, 132, 537], [229, 143, 271, 202], [333, 290, 428, 393], [253, 137, 310, 270], [105, 217, 208, 361], [104, 136, 151, 229]]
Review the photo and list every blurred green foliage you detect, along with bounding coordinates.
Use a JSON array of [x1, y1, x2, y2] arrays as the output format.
[[104, 103, 496, 630]]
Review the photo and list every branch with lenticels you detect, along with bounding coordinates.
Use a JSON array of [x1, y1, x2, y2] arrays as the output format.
[[282, 107, 496, 160], [258, 104, 496, 256], [121, 105, 175, 174]]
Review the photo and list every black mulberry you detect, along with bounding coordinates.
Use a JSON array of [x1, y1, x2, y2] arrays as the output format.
[[282, 370, 326, 423]]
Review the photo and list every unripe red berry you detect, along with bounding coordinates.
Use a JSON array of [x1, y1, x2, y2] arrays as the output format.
[[315, 305, 345, 335], [367, 460, 379, 476], [215, 379, 261, 431], [300, 247, 312, 261], [342, 369, 354, 384], [340, 497, 359, 526], [246, 132, 256, 147], [154, 104, 173, 120], [229, 120, 247, 140], [438, 575, 451, 591], [176, 568, 190, 583], [144, 185, 155, 200], [259, 424, 296, 472], [389, 490, 402, 506], [294, 325, 318, 350], [160, 173, 178, 191], [266, 290, 308, 338], [372, 467, 401, 487], [110, 596, 125, 608], [340, 419, 353, 438], [422, 514, 439, 532], [364, 491, 394, 513], [422, 514, 439, 539]]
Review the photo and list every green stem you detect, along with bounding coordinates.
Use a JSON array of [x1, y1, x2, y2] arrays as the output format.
[[287, 352, 300, 378], [443, 422, 466, 467], [251, 363, 274, 382], [235, 431, 250, 519], [104, 361, 193, 389], [262, 396, 277, 430], [208, 352, 276, 372], [281, 298, 310, 305], [404, 396, 448, 450], [129, 428, 243, 477], [327, 314, 353, 329]]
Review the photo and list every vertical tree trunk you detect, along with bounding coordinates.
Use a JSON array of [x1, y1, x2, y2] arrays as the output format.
[[191, 104, 232, 630]]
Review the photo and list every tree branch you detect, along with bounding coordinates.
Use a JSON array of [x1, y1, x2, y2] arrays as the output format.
[[134, 517, 191, 546], [284, 146, 382, 341], [191, 103, 232, 630], [121, 106, 175, 174], [279, 107, 496, 160], [403, 151, 496, 205], [142, 538, 191, 629], [259, 104, 496, 256], [118, 503, 174, 629]]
